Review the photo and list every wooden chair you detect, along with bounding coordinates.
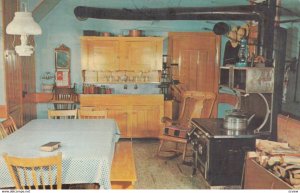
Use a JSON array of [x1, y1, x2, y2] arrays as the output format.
[[80, 106, 97, 111], [157, 91, 216, 162], [48, 109, 78, 119], [0, 116, 17, 136], [0, 126, 7, 139], [78, 109, 108, 119], [3, 152, 62, 190], [52, 87, 78, 110]]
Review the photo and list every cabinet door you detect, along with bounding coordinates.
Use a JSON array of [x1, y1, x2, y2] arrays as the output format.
[[4, 50, 23, 127], [84, 40, 120, 71], [122, 41, 161, 71], [130, 105, 161, 138], [97, 105, 128, 137], [169, 32, 220, 117], [169, 32, 220, 92]]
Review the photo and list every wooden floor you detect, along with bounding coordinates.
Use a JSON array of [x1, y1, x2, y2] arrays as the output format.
[[111, 140, 137, 189]]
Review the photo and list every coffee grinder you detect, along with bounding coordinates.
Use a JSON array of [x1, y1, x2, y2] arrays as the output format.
[[159, 55, 172, 100]]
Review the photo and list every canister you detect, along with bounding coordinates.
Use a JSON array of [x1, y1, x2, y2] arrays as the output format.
[[100, 85, 106, 94], [105, 88, 112, 94]]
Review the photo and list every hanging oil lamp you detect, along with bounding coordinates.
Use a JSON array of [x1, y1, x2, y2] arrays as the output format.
[[235, 38, 248, 67]]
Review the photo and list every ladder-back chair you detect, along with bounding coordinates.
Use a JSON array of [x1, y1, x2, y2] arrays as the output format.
[[0, 116, 17, 136], [157, 91, 216, 162], [52, 87, 78, 110], [48, 109, 78, 119], [0, 126, 7, 139], [3, 152, 62, 190]]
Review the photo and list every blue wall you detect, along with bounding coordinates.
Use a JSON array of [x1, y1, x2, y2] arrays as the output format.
[[34, 0, 250, 118], [35, 0, 249, 90], [2, 0, 300, 118]]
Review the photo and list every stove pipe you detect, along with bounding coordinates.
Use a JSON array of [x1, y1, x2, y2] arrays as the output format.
[[74, 4, 271, 59]]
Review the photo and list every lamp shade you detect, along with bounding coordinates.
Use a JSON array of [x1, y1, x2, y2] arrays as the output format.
[[6, 12, 42, 35]]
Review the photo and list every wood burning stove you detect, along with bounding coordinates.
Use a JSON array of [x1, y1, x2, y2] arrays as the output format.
[[188, 118, 257, 186]]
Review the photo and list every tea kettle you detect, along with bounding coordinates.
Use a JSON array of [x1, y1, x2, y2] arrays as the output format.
[[223, 109, 255, 130]]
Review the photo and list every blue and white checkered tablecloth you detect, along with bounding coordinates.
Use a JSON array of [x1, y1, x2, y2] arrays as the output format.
[[0, 119, 120, 189]]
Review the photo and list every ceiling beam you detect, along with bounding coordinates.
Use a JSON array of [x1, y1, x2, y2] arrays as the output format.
[[32, 0, 61, 22]]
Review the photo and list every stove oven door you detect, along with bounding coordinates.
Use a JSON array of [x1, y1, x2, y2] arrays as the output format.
[[191, 131, 209, 178]]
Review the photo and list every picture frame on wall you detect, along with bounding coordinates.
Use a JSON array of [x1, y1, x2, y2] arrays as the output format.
[[55, 44, 71, 88], [55, 44, 70, 69]]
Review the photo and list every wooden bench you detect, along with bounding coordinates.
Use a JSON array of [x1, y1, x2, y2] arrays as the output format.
[[110, 141, 137, 189]]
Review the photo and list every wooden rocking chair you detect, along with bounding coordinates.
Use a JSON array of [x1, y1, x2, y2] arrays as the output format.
[[157, 91, 216, 162]]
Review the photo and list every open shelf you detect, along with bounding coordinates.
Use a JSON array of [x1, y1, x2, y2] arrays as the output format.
[[220, 66, 274, 93]]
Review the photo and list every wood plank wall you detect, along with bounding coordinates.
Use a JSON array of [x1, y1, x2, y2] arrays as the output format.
[[277, 114, 300, 149], [0, 0, 17, 119], [2, 0, 37, 125]]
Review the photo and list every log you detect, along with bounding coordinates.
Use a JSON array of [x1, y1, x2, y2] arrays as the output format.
[[258, 155, 269, 167], [269, 149, 300, 156], [256, 139, 290, 154], [283, 156, 300, 165], [273, 168, 281, 178], [291, 169, 300, 175], [274, 165, 287, 178], [267, 156, 282, 166], [289, 171, 300, 185], [256, 139, 289, 149], [247, 151, 260, 158], [285, 164, 300, 171], [294, 174, 300, 178]]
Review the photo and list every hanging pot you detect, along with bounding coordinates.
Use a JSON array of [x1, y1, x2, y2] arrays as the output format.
[[213, 22, 230, 35], [101, 32, 111, 37]]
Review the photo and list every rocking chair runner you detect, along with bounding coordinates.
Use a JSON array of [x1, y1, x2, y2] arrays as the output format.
[[157, 91, 216, 162]]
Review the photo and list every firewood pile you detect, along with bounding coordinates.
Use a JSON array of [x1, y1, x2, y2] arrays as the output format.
[[250, 139, 300, 188]]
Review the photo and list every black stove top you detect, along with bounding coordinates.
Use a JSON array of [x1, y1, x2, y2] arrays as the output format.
[[191, 118, 258, 139]]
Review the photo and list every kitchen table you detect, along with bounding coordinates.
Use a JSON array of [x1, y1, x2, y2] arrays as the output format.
[[0, 119, 120, 189]]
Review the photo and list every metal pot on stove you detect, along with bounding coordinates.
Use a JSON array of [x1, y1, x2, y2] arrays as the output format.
[[223, 109, 255, 130]]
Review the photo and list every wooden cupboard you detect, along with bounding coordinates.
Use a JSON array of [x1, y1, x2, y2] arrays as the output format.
[[123, 40, 160, 71], [81, 39, 120, 71], [79, 94, 164, 138], [81, 36, 163, 72], [97, 105, 129, 137], [130, 105, 161, 137]]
